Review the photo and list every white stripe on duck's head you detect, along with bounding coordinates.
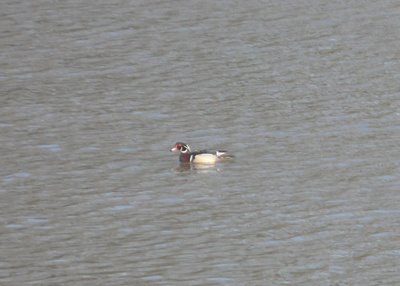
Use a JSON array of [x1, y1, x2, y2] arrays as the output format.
[[170, 142, 191, 154]]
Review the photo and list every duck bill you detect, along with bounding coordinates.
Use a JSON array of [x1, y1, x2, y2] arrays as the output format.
[[170, 147, 179, 152]]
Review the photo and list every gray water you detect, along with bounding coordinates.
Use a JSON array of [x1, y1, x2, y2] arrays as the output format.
[[1, 0, 400, 285]]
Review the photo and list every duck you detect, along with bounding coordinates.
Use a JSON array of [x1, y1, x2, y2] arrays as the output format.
[[170, 142, 234, 164]]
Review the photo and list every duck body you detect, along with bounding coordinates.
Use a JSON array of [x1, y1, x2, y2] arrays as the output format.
[[170, 142, 233, 164]]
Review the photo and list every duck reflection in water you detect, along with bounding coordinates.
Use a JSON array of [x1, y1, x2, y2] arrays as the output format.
[[174, 162, 222, 173]]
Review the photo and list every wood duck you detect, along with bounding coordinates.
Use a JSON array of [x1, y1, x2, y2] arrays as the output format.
[[170, 142, 233, 164]]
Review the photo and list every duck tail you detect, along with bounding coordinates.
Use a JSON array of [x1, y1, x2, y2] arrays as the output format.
[[216, 151, 234, 159]]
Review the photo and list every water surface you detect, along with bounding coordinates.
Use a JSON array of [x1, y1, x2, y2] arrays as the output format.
[[1, 0, 400, 285]]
